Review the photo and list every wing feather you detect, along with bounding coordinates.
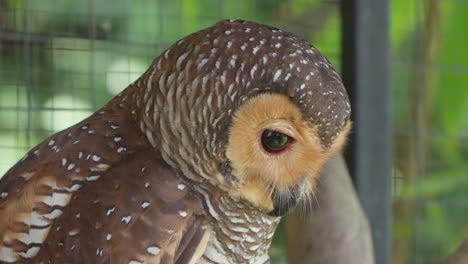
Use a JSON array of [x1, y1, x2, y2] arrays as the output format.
[[175, 217, 210, 264], [0, 101, 209, 263]]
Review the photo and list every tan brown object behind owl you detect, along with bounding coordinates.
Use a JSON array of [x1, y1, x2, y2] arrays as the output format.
[[0, 20, 351, 263]]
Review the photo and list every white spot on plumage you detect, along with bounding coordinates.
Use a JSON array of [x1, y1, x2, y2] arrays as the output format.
[[117, 147, 127, 153], [78, 152, 83, 159], [68, 229, 79, 236], [106, 207, 116, 216], [75, 213, 80, 218], [48, 140, 55, 146], [198, 58, 209, 70], [121, 215, 132, 224], [250, 226, 261, 233], [250, 64, 258, 79], [249, 244, 261, 251], [273, 70, 282, 82], [220, 71, 226, 85], [67, 163, 75, 171], [73, 140, 80, 144], [111, 125, 119, 130], [176, 51, 190, 70], [141, 201, 150, 209], [17, 246, 40, 259], [61, 158, 67, 167], [229, 217, 246, 224], [92, 155, 101, 162], [179, 211, 188, 217], [230, 226, 249, 233], [92, 163, 110, 171], [267, 232, 275, 239], [129, 261, 142, 264], [164, 48, 171, 59], [245, 235, 256, 243], [252, 46, 260, 54], [88, 130, 95, 134], [144, 182, 150, 188], [42, 192, 71, 208], [81, 126, 88, 130], [114, 137, 122, 142], [106, 233, 112, 241], [1, 192, 7, 198], [147, 246, 161, 255], [43, 208, 63, 220], [177, 184, 186, 190], [86, 175, 100, 181]]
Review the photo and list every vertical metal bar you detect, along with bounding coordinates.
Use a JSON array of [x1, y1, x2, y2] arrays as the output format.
[[341, 0, 392, 264], [88, 0, 97, 110], [22, 0, 32, 149]]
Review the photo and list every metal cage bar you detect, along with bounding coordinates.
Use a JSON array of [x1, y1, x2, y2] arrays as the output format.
[[341, 0, 392, 263]]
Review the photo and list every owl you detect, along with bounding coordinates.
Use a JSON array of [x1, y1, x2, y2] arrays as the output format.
[[0, 20, 351, 263]]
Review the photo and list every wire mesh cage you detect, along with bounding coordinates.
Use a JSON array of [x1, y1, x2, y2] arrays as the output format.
[[391, 0, 468, 263]]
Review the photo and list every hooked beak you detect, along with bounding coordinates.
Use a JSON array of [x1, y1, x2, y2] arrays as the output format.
[[267, 176, 308, 217], [267, 191, 300, 216]]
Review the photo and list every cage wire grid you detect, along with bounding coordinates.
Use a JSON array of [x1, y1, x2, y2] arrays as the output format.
[[391, 0, 468, 263]]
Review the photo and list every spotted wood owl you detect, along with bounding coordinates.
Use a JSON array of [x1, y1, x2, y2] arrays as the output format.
[[0, 20, 351, 263]]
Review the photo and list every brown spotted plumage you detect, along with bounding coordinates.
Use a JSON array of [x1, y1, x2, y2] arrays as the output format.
[[0, 20, 351, 263]]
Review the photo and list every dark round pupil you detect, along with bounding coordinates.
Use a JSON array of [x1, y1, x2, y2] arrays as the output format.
[[261, 129, 291, 153]]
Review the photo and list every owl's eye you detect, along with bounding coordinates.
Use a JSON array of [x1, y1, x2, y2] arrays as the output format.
[[261, 129, 294, 154]]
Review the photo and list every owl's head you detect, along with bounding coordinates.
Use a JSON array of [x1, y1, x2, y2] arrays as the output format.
[[136, 20, 351, 216]]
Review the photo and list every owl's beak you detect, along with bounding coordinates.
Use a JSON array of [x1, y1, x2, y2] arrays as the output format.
[[267, 191, 300, 216], [267, 176, 308, 217]]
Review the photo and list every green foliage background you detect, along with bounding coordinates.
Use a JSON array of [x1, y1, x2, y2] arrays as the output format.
[[0, 0, 466, 263]]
